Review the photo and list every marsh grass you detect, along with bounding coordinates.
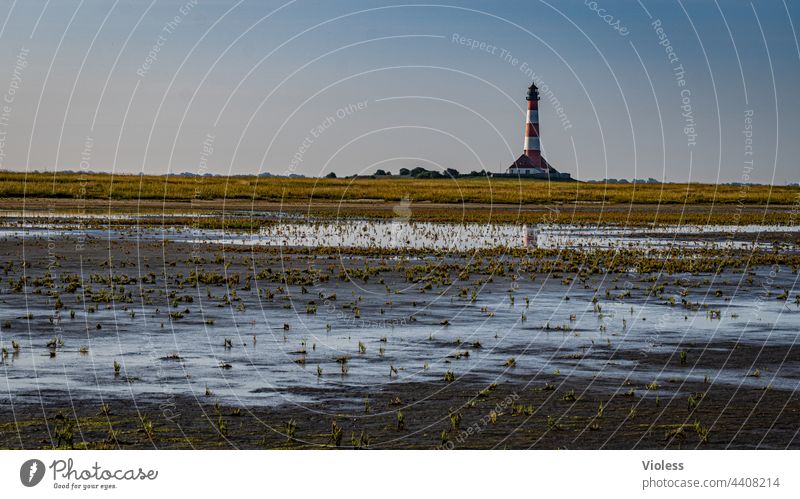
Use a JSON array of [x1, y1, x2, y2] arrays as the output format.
[[4, 172, 794, 206], [53, 414, 75, 449]]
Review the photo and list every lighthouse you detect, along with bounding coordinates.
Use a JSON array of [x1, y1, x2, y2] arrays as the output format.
[[506, 80, 570, 179], [524, 81, 542, 168]]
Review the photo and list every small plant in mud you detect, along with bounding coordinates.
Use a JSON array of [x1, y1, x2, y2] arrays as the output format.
[[330, 420, 343, 447], [692, 420, 710, 443], [687, 392, 703, 411], [749, 368, 761, 378], [546, 415, 558, 431], [358, 341, 366, 354], [679, 350, 687, 365], [106, 429, 120, 445], [141, 416, 154, 438], [285, 419, 296, 442], [504, 357, 516, 368], [478, 383, 498, 397], [113, 360, 121, 376], [218, 415, 228, 437], [440, 430, 449, 446], [444, 370, 455, 383], [99, 404, 111, 416], [353, 431, 370, 449], [316, 365, 322, 378], [597, 401, 604, 418], [562, 389, 576, 402], [449, 410, 462, 432], [664, 425, 687, 446], [396, 410, 405, 431]]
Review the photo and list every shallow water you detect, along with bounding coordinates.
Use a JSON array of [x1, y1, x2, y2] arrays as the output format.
[[1, 233, 797, 409], [0, 219, 795, 251]]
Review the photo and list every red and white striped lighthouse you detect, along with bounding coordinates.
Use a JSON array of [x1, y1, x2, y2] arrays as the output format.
[[524, 82, 542, 168], [506, 80, 569, 179]]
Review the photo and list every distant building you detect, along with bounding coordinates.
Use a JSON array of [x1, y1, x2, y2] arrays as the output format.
[[502, 81, 571, 180]]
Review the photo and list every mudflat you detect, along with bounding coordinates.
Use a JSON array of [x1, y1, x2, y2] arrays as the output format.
[[1, 228, 798, 449]]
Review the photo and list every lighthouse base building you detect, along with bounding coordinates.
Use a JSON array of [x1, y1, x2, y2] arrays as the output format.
[[500, 80, 572, 181], [507, 153, 567, 178]]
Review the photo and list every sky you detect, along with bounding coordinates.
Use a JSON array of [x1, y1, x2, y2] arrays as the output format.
[[0, 0, 797, 183]]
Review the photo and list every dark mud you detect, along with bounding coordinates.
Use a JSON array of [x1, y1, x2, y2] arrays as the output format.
[[2, 377, 797, 449]]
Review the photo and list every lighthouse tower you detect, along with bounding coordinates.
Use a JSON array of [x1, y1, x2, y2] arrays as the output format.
[[524, 82, 542, 168], [506, 80, 568, 178]]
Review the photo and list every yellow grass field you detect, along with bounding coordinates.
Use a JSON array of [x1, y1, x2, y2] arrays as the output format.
[[1, 171, 797, 206]]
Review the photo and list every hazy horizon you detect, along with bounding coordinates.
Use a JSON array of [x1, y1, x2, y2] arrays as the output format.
[[0, 0, 797, 184]]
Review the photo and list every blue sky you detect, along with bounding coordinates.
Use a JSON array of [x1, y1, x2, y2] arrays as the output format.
[[0, 0, 797, 183]]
